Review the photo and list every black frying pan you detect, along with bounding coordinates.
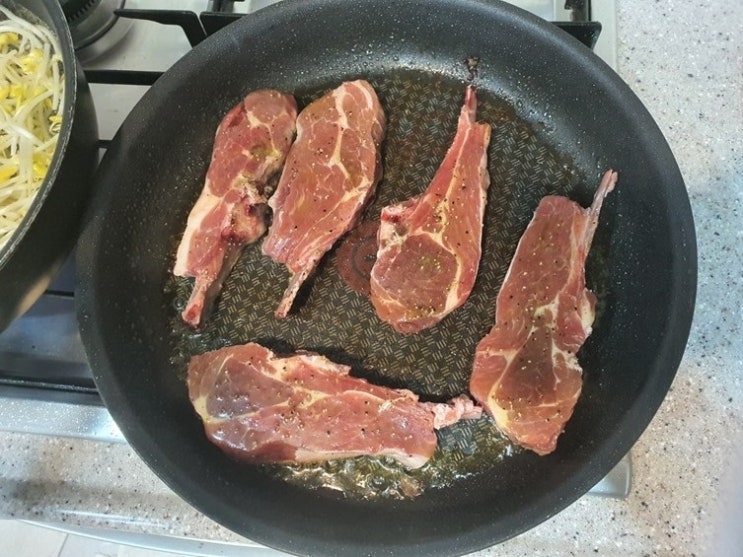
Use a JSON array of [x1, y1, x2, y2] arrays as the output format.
[[76, 1, 696, 555]]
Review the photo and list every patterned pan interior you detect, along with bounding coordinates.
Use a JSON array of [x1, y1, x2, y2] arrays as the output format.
[[166, 69, 607, 499]]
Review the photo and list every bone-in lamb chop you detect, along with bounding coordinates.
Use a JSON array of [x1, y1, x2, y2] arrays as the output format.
[[262, 80, 386, 318], [187, 342, 481, 469], [174, 90, 297, 327], [370, 86, 491, 334], [469, 170, 618, 455]]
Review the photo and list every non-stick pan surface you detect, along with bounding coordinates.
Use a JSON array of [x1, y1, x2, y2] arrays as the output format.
[[77, 1, 696, 555]]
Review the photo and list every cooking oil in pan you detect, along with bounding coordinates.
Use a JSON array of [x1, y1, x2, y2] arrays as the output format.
[[267, 418, 515, 500]]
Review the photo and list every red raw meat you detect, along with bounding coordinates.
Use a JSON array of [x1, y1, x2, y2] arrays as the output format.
[[262, 80, 386, 318], [187, 342, 481, 469], [174, 90, 297, 327], [370, 86, 491, 334], [469, 170, 618, 455]]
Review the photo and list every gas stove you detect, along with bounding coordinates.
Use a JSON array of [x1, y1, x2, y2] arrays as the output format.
[[0, 0, 628, 498]]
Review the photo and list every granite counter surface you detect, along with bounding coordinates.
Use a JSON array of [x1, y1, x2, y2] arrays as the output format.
[[1, 1, 742, 555]]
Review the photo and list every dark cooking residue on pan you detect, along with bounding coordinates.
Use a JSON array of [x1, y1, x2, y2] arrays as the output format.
[[166, 69, 596, 500]]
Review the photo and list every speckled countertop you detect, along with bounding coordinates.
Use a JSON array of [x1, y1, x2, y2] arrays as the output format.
[[1, 1, 742, 556]]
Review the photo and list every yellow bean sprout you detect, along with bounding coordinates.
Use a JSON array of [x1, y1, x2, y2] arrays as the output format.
[[0, 5, 64, 250]]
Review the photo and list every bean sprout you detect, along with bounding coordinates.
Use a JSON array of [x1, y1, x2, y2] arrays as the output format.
[[0, 5, 64, 250]]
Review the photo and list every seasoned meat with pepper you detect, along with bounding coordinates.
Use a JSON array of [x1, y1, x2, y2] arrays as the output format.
[[262, 80, 386, 318], [370, 86, 491, 334], [188, 342, 481, 469], [174, 90, 297, 327], [469, 170, 617, 455]]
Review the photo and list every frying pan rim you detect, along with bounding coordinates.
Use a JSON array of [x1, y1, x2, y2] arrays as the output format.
[[77, 0, 697, 554]]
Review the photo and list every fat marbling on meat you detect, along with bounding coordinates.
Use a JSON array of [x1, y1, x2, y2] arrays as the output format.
[[173, 90, 297, 328], [469, 170, 618, 455], [370, 86, 492, 334], [262, 80, 386, 318], [187, 342, 481, 469]]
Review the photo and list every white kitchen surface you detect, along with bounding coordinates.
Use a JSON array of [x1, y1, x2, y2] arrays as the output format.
[[0, 520, 186, 557]]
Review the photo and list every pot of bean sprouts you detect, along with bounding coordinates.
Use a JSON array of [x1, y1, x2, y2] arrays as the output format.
[[0, 0, 97, 332]]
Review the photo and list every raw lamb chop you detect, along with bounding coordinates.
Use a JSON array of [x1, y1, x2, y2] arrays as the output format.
[[469, 170, 618, 455], [370, 86, 491, 334], [174, 90, 297, 327], [262, 80, 386, 318], [187, 342, 481, 469]]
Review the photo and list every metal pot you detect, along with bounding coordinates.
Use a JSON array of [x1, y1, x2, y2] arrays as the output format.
[[0, 0, 98, 332]]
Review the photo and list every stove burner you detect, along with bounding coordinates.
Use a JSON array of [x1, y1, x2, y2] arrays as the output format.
[[61, 0, 133, 61]]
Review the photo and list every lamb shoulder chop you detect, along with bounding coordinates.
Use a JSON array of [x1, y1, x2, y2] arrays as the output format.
[[469, 170, 618, 455], [188, 342, 481, 469], [370, 86, 491, 334], [262, 80, 386, 318], [174, 90, 297, 327]]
